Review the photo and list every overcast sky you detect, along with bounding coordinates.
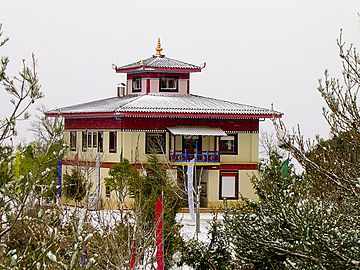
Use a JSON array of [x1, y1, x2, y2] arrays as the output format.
[[2, 0, 360, 143]]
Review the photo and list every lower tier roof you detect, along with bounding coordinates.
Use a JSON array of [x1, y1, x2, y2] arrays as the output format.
[[46, 93, 282, 118]]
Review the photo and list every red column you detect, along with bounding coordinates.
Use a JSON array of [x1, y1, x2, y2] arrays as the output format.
[[146, 79, 150, 93], [155, 195, 164, 270]]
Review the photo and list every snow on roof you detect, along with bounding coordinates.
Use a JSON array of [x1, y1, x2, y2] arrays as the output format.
[[47, 93, 282, 118], [115, 55, 202, 72]]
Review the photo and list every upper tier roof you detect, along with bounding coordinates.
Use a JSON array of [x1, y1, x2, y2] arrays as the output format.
[[46, 93, 282, 118], [115, 55, 202, 73]]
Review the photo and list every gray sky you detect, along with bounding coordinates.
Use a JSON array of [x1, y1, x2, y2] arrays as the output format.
[[2, 0, 360, 143]]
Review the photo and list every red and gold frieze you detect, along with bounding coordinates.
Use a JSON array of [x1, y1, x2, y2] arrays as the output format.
[[64, 117, 259, 132]]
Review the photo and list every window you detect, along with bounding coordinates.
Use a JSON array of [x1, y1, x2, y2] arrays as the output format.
[[81, 131, 103, 152], [98, 132, 104, 153], [82, 131, 87, 152], [87, 132, 92, 148], [132, 77, 142, 92], [219, 172, 238, 200], [92, 132, 98, 148], [109, 131, 117, 153], [70, 131, 77, 151], [105, 185, 111, 198], [146, 133, 166, 154], [219, 134, 238, 154], [159, 77, 178, 92]]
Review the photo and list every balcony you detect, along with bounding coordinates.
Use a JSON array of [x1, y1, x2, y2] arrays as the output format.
[[170, 150, 220, 163], [167, 126, 227, 164]]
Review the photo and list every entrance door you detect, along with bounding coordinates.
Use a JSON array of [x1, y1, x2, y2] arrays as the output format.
[[197, 168, 208, 207]]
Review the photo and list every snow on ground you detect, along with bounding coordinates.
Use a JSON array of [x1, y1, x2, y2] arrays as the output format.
[[62, 207, 219, 269], [65, 206, 222, 242], [63, 206, 219, 242], [176, 212, 220, 243]]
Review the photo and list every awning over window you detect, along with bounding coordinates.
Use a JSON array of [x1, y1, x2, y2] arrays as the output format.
[[167, 126, 227, 136]]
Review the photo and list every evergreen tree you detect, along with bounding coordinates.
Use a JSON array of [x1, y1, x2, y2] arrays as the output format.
[[0, 26, 97, 269], [129, 154, 183, 268], [63, 167, 87, 202], [181, 31, 360, 269]]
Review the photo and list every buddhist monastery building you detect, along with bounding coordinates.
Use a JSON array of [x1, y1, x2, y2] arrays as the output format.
[[46, 39, 282, 209]]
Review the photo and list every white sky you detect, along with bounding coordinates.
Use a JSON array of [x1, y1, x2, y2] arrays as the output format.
[[2, 0, 360, 143]]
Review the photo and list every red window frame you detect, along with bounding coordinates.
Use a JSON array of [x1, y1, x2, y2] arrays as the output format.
[[219, 171, 239, 200]]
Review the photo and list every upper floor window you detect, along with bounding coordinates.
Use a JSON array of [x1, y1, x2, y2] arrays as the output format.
[[82, 131, 103, 153], [92, 132, 98, 148], [82, 131, 87, 152], [109, 131, 117, 153], [70, 131, 77, 151], [98, 132, 104, 153], [87, 132, 93, 148], [132, 77, 142, 92], [146, 133, 166, 154], [219, 134, 238, 155], [160, 77, 178, 92]]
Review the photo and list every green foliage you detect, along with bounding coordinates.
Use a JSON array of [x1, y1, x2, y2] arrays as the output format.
[[133, 154, 183, 266], [182, 30, 360, 269], [182, 148, 360, 269], [0, 26, 99, 269], [305, 131, 360, 202], [180, 216, 233, 270], [16, 142, 60, 200], [0, 145, 14, 188], [225, 152, 360, 269], [105, 158, 139, 205], [63, 168, 87, 202]]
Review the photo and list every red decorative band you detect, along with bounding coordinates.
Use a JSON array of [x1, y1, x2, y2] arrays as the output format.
[[127, 72, 190, 79], [64, 117, 260, 132], [62, 159, 257, 171]]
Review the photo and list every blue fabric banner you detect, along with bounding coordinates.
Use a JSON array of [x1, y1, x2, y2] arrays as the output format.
[[57, 156, 62, 197]]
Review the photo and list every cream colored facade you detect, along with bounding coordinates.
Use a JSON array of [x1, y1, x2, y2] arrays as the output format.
[[126, 78, 189, 95], [62, 130, 259, 209]]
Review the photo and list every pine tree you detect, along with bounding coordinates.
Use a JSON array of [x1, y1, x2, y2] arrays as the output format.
[[181, 30, 360, 269]]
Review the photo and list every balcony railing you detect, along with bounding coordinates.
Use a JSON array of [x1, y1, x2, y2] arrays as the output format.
[[170, 150, 220, 163]]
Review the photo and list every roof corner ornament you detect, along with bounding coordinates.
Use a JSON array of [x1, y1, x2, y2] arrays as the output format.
[[155, 37, 164, 57], [140, 59, 145, 68]]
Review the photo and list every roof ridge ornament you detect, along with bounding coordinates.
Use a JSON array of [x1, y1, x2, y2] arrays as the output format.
[[155, 37, 164, 57]]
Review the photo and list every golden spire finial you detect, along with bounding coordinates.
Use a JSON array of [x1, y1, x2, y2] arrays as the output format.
[[155, 37, 163, 56]]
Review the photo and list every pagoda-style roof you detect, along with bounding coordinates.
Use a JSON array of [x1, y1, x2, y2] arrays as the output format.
[[115, 38, 202, 73], [46, 93, 282, 119], [115, 55, 202, 73]]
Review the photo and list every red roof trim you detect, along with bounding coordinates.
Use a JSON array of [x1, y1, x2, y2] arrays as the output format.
[[116, 67, 202, 73], [47, 111, 281, 119], [46, 112, 117, 118], [62, 160, 257, 170]]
